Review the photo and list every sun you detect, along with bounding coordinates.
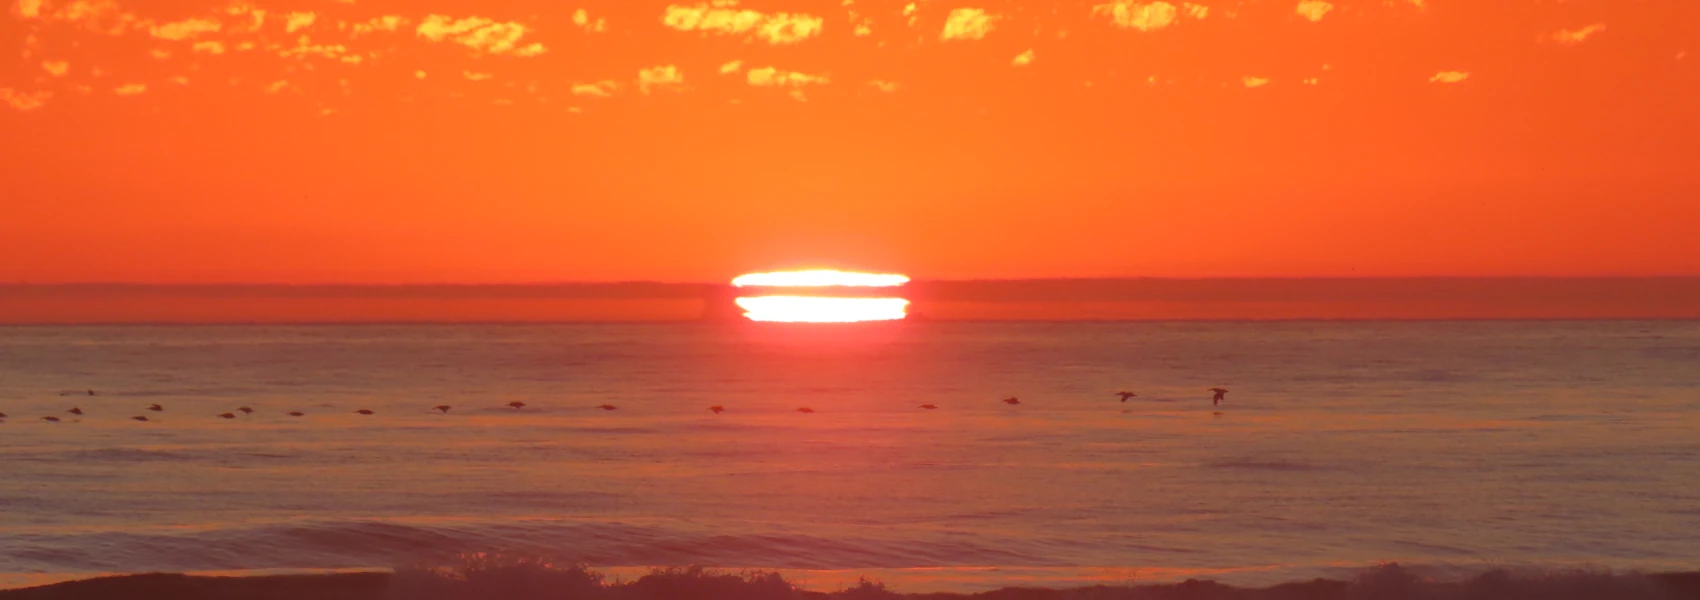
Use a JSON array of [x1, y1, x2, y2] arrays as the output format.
[[732, 270, 911, 323]]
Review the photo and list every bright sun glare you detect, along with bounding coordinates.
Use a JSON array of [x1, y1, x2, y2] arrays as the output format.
[[732, 270, 910, 323]]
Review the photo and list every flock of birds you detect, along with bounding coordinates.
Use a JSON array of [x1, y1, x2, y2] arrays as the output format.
[[0, 388, 1232, 424]]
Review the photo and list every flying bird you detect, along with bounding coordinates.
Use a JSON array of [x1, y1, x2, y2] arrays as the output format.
[[434, 405, 451, 414], [237, 407, 254, 415], [797, 407, 815, 414], [1002, 397, 1020, 405], [42, 416, 61, 422], [147, 404, 163, 412], [707, 406, 725, 414], [131, 416, 149, 422], [67, 407, 83, 415], [597, 404, 617, 411], [919, 404, 938, 410], [1116, 392, 1138, 402], [355, 409, 374, 415], [506, 401, 526, 410], [1208, 388, 1229, 406], [218, 413, 236, 419], [0, 412, 8, 419], [287, 411, 305, 417]]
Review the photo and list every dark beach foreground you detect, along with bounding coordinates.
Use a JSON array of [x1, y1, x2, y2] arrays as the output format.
[[3, 564, 1698, 600]]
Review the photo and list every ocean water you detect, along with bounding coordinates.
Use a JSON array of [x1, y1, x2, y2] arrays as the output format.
[[1, 322, 1697, 592]]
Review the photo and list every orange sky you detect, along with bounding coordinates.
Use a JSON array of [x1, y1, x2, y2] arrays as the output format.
[[1, 0, 1696, 283]]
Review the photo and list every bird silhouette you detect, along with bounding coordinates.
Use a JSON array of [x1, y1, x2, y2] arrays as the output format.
[[1116, 391, 1138, 402], [147, 404, 163, 412], [68, 407, 84, 415], [707, 406, 725, 414], [237, 407, 254, 415], [797, 407, 815, 413], [434, 405, 451, 414], [131, 416, 149, 422], [919, 404, 938, 410], [1208, 388, 1229, 406], [1002, 397, 1020, 405], [42, 416, 61, 422], [87, 390, 96, 396], [506, 401, 526, 410], [355, 409, 374, 415], [217, 413, 236, 419], [287, 411, 305, 417], [0, 412, 8, 419], [597, 404, 617, 411]]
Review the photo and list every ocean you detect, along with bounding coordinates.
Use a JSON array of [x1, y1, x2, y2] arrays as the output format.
[[1, 322, 1697, 594]]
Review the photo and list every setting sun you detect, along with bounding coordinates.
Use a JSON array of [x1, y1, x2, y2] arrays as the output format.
[[733, 269, 910, 322]]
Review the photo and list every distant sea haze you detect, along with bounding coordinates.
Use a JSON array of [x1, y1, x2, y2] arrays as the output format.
[[2, 278, 1699, 323]]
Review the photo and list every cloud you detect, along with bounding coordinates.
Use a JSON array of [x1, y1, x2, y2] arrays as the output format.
[[572, 81, 619, 97], [638, 65, 686, 93], [150, 18, 221, 41], [285, 11, 316, 33], [114, 83, 147, 96], [14, 0, 43, 18], [1, 88, 53, 111], [661, 2, 823, 45], [1243, 76, 1270, 88], [351, 16, 406, 35], [1093, 1, 1180, 32], [1012, 49, 1035, 67], [719, 60, 744, 74], [41, 60, 69, 77], [1551, 23, 1606, 45], [279, 37, 354, 61], [573, 9, 607, 33], [941, 8, 998, 41], [23, 0, 139, 35], [746, 66, 829, 87], [1183, 3, 1209, 19], [867, 80, 900, 93], [1296, 1, 1333, 22], [417, 15, 546, 57], [463, 71, 493, 81], [1430, 71, 1469, 84], [193, 40, 225, 54], [265, 80, 288, 93]]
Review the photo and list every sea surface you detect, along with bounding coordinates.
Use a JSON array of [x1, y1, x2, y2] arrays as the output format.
[[1, 322, 1698, 592]]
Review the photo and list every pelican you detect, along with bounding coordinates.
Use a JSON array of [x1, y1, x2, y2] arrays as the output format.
[[0, 412, 7, 419], [919, 404, 938, 410], [67, 407, 83, 415], [1116, 391, 1137, 402], [287, 411, 305, 417], [147, 404, 163, 412], [707, 406, 725, 414], [217, 413, 236, 419], [1208, 388, 1228, 406], [238, 407, 254, 415], [87, 389, 96, 396], [506, 401, 526, 411], [355, 409, 374, 415], [1002, 397, 1020, 405], [597, 404, 617, 411], [797, 407, 815, 414], [132, 416, 149, 422], [42, 416, 61, 422], [434, 405, 451, 414]]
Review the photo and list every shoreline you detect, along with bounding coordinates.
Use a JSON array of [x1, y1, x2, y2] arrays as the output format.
[[2, 566, 1697, 600]]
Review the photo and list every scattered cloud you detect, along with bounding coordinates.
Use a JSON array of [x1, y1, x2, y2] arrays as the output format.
[[1551, 23, 1606, 45], [417, 15, 546, 57], [41, 60, 70, 77], [573, 9, 607, 33], [719, 60, 744, 74], [1183, 3, 1209, 19], [661, 2, 823, 45], [150, 18, 221, 41], [572, 81, 619, 97], [1430, 71, 1470, 84], [114, 83, 147, 96], [285, 11, 316, 33], [1296, 1, 1333, 22], [1, 88, 53, 111], [638, 65, 686, 93], [1093, 1, 1181, 32], [868, 80, 900, 93], [746, 67, 829, 88], [193, 41, 225, 54], [941, 8, 998, 41], [265, 80, 289, 93], [351, 16, 407, 35], [1243, 76, 1270, 88], [1012, 49, 1035, 67], [463, 71, 494, 81]]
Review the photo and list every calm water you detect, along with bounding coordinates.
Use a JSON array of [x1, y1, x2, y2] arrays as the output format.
[[1, 322, 1698, 591]]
